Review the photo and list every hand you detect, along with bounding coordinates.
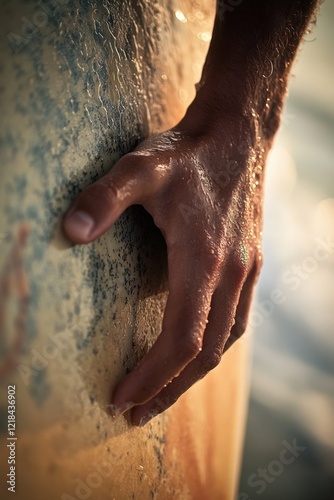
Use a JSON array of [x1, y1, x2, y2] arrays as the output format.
[[62, 112, 265, 426]]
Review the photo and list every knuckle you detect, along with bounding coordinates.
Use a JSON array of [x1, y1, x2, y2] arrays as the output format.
[[175, 336, 203, 363], [83, 179, 120, 206], [121, 152, 153, 172], [99, 177, 122, 201], [194, 240, 223, 276], [230, 252, 249, 285], [204, 250, 221, 273], [123, 151, 168, 181], [198, 349, 222, 373]]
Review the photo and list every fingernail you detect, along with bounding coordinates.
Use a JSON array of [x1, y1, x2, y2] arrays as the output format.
[[65, 210, 94, 239]]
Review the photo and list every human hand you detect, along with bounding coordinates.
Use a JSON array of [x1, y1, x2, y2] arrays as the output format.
[[62, 110, 265, 426]]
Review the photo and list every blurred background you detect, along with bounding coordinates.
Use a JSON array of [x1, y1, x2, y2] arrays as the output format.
[[238, 1, 334, 499]]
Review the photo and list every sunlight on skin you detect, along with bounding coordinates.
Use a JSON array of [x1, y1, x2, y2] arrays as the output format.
[[63, 0, 320, 426]]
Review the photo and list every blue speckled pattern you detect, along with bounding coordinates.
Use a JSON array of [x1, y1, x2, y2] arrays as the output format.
[[0, 2, 250, 499], [0, 0, 175, 411]]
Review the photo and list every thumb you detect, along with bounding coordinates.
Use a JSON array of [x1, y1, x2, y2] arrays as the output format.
[[62, 154, 154, 244]]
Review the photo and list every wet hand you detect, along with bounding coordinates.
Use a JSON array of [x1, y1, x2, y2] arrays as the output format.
[[62, 113, 265, 426]]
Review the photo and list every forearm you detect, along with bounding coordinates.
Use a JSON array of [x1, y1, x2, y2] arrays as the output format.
[[183, 0, 320, 142]]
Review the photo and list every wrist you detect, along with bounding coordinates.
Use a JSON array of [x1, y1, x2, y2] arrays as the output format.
[[176, 94, 268, 194], [178, 75, 274, 160], [183, 54, 288, 144], [181, 0, 319, 146]]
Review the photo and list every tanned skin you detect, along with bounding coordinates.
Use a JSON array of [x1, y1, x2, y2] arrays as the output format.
[[63, 0, 320, 426]]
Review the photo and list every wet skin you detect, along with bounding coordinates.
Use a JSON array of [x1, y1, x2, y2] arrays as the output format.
[[63, 0, 319, 425]]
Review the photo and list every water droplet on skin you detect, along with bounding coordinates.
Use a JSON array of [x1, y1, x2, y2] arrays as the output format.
[[195, 11, 205, 21], [197, 32, 211, 42], [175, 10, 187, 23]]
